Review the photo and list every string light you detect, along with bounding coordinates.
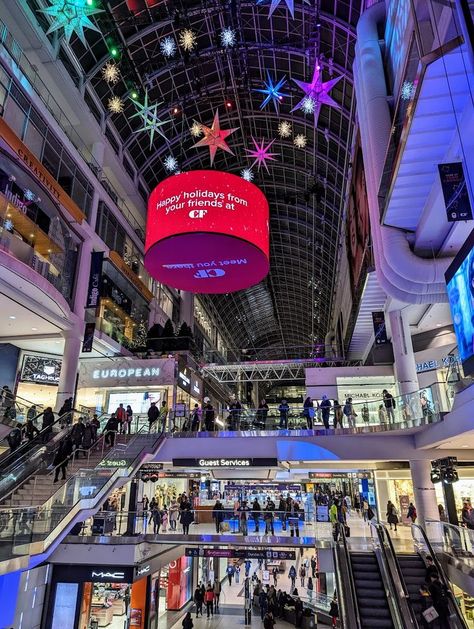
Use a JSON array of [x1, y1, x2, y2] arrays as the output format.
[[179, 29, 197, 52], [278, 121, 292, 138], [108, 96, 124, 113]]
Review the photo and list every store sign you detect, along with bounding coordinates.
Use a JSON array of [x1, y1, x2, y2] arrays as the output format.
[[91, 570, 125, 580], [20, 355, 62, 385], [98, 458, 134, 468], [309, 473, 352, 479], [178, 358, 191, 393], [86, 251, 104, 308], [78, 358, 175, 388], [438, 162, 473, 222], [173, 458, 278, 468], [185, 548, 296, 560], [140, 463, 164, 481], [145, 170, 270, 293], [135, 565, 150, 577], [416, 354, 459, 373], [53, 564, 134, 583], [82, 321, 95, 353], [372, 311, 388, 345], [191, 375, 203, 398]]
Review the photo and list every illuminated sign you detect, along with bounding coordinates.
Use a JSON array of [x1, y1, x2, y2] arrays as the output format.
[[145, 170, 269, 293], [185, 548, 296, 559], [136, 565, 150, 577], [20, 355, 62, 385], [91, 571, 125, 580], [178, 357, 191, 393], [173, 458, 278, 468], [78, 358, 175, 388], [416, 354, 459, 373]]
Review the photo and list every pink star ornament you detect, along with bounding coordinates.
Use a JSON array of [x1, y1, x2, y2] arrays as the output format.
[[192, 111, 239, 165], [246, 137, 279, 173]]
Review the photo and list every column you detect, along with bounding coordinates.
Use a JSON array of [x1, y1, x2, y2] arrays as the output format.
[[410, 459, 440, 528], [389, 309, 419, 395], [55, 330, 82, 412], [73, 239, 93, 319]]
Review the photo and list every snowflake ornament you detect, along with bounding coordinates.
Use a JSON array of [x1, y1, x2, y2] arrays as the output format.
[[278, 121, 292, 138], [220, 27, 236, 48], [102, 62, 120, 84], [24, 189, 36, 201], [179, 29, 197, 52], [241, 168, 254, 182], [301, 97, 315, 114], [108, 96, 124, 113], [294, 134, 307, 149], [401, 81, 416, 100], [38, 0, 103, 45], [3, 219, 13, 232], [163, 155, 179, 172], [190, 121, 203, 137], [160, 36, 177, 58]]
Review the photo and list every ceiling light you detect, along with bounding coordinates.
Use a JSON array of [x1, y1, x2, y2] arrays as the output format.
[[9, 316, 16, 320], [436, 323, 442, 327], [31, 327, 38, 331], [461, 445, 469, 448], [55, 341, 61, 344]]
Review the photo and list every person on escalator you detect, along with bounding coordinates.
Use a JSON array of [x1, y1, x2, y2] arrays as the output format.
[[461, 502, 474, 529], [6, 424, 22, 452], [428, 574, 450, 628], [27, 405, 37, 421], [58, 397, 73, 425], [23, 418, 39, 442], [41, 407, 55, 443], [103, 414, 119, 447], [53, 438, 72, 482]]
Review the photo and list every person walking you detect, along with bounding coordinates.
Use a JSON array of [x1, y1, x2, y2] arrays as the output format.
[[383, 389, 396, 423], [204, 400, 215, 431], [288, 565, 296, 591], [148, 402, 159, 431], [116, 403, 126, 432], [180, 507, 193, 535], [343, 397, 357, 428], [307, 577, 314, 600], [272, 566, 278, 587], [252, 497, 261, 532], [82, 420, 94, 457], [41, 406, 55, 443], [278, 399, 290, 429], [169, 499, 179, 531], [213, 578, 221, 611], [204, 584, 215, 618], [182, 611, 193, 629], [151, 506, 162, 534], [194, 585, 204, 617], [320, 395, 332, 430], [190, 404, 201, 431], [125, 405, 133, 434], [407, 502, 417, 523], [103, 413, 118, 447], [259, 588, 268, 620], [264, 500, 275, 535], [53, 438, 71, 482], [227, 564, 234, 585], [303, 397, 314, 429], [333, 399, 343, 429], [386, 500, 399, 531], [299, 564, 306, 587], [238, 500, 250, 535], [212, 499, 224, 533]]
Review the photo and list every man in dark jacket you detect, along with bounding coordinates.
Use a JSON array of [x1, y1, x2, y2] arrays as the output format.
[[104, 413, 119, 447], [382, 389, 396, 423], [212, 499, 224, 533], [278, 400, 290, 429], [41, 407, 55, 443], [194, 584, 204, 617], [148, 402, 159, 431], [320, 395, 332, 430], [204, 401, 215, 431]]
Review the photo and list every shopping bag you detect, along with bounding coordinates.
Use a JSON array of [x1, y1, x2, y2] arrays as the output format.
[[422, 607, 439, 623], [221, 522, 230, 532], [344, 525, 350, 538]]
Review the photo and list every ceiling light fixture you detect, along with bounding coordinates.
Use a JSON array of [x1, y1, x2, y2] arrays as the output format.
[[9, 316, 16, 320]]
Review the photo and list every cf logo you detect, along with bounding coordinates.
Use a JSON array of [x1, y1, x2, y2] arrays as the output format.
[[189, 210, 207, 219], [194, 269, 226, 279]]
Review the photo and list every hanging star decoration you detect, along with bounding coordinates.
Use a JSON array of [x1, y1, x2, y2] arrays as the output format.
[[241, 168, 254, 182], [160, 36, 177, 58], [129, 90, 170, 149], [108, 96, 123, 113], [294, 134, 307, 149], [163, 155, 179, 173], [220, 27, 237, 48], [192, 111, 239, 165], [278, 121, 292, 138], [102, 62, 120, 84], [179, 29, 197, 52], [246, 137, 278, 173], [190, 121, 203, 137], [254, 71, 289, 112], [39, 0, 103, 45], [257, 0, 295, 19], [292, 61, 343, 126]]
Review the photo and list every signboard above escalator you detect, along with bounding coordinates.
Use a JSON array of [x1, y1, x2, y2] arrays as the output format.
[[20, 355, 62, 385]]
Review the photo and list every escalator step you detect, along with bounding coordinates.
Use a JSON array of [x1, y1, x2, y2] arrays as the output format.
[[360, 608, 393, 618], [358, 597, 389, 608], [360, 619, 393, 627]]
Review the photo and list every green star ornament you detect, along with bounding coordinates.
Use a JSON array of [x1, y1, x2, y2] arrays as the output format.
[[39, 0, 103, 45]]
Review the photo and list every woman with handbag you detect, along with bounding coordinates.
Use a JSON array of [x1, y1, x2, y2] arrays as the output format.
[[386, 500, 399, 532]]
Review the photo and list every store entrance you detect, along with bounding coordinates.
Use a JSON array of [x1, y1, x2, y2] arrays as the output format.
[[80, 582, 131, 629]]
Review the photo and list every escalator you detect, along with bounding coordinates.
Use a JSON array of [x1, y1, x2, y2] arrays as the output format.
[[349, 551, 394, 628], [396, 554, 427, 626]]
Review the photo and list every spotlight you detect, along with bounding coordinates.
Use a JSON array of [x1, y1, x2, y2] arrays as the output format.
[[225, 100, 234, 109], [443, 467, 459, 484], [430, 469, 442, 484]]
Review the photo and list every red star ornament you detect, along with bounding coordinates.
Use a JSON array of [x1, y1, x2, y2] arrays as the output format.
[[192, 111, 239, 165]]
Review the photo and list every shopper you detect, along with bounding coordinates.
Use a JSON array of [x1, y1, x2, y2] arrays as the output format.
[[272, 566, 278, 587], [58, 397, 73, 424], [235, 565, 241, 583], [343, 397, 357, 428], [23, 418, 39, 441], [27, 404, 37, 421], [382, 389, 396, 423], [160, 400, 169, 431], [182, 611, 193, 629], [256, 399, 269, 429], [386, 500, 399, 531], [252, 497, 261, 532], [307, 577, 313, 600], [70, 417, 85, 455], [169, 499, 179, 531], [294, 596, 303, 628], [303, 397, 314, 430], [180, 507, 193, 535], [204, 400, 215, 431], [320, 395, 332, 430], [462, 502, 474, 529], [147, 402, 159, 431], [125, 405, 133, 434], [204, 584, 215, 617], [194, 585, 204, 617], [263, 611, 275, 629], [115, 403, 126, 431], [190, 404, 201, 431], [378, 404, 387, 424], [333, 399, 343, 428], [91, 414, 100, 442], [238, 500, 250, 535], [229, 398, 242, 430], [407, 502, 417, 523], [53, 437, 72, 482], [6, 424, 22, 452], [278, 399, 290, 429], [41, 406, 55, 443], [329, 594, 339, 628], [310, 556, 316, 578], [299, 564, 306, 587], [288, 565, 296, 591], [259, 587, 268, 620], [227, 564, 234, 585], [428, 574, 450, 628], [212, 499, 224, 533], [103, 413, 118, 447], [213, 578, 221, 610], [82, 420, 94, 456], [151, 506, 162, 534], [264, 500, 275, 535]]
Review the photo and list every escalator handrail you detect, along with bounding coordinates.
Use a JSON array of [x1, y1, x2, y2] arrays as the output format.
[[339, 525, 362, 628], [370, 522, 415, 629], [377, 523, 419, 628], [411, 522, 468, 628]]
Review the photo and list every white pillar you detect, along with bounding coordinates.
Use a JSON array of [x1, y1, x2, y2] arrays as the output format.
[[55, 330, 82, 412], [410, 459, 439, 528], [73, 239, 93, 319], [389, 309, 419, 395]]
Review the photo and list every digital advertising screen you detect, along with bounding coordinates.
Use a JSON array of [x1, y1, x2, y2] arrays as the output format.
[[445, 229, 474, 376]]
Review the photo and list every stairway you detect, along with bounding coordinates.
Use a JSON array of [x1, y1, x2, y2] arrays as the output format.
[[397, 553, 427, 626], [350, 551, 394, 628], [7, 449, 106, 507]]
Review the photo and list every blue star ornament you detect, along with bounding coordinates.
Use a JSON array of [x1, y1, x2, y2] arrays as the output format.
[[39, 0, 103, 45], [130, 90, 170, 149], [257, 0, 295, 19], [254, 72, 289, 111]]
